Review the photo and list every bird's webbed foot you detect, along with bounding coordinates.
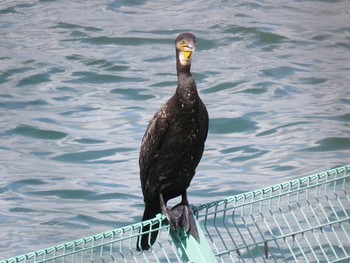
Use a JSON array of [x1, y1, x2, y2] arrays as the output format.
[[159, 193, 199, 241], [171, 204, 199, 241], [159, 193, 180, 231]]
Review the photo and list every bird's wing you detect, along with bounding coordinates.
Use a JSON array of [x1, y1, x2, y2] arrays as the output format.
[[203, 106, 209, 141], [139, 106, 169, 196]]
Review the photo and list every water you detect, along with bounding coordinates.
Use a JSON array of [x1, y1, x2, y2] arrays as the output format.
[[1, 0, 349, 258]]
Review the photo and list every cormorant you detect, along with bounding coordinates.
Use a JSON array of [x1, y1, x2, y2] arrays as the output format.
[[137, 32, 209, 251]]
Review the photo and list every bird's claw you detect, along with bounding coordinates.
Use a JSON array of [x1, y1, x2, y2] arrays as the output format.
[[163, 204, 199, 241]]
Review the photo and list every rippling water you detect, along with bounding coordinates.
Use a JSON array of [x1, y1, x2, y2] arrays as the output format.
[[1, 0, 349, 258]]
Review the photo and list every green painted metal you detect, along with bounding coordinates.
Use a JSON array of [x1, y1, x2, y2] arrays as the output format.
[[170, 217, 218, 263], [1, 164, 350, 262]]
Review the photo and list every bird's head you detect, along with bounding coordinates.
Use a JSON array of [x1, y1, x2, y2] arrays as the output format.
[[175, 32, 196, 66]]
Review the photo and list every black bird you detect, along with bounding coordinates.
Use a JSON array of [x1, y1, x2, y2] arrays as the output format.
[[137, 32, 209, 251]]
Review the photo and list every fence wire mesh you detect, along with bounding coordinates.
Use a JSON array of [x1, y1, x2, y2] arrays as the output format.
[[1, 164, 350, 263], [194, 164, 350, 262]]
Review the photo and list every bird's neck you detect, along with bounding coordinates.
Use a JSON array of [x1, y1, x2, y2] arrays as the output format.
[[176, 62, 191, 76], [176, 71, 198, 102], [175, 51, 198, 103]]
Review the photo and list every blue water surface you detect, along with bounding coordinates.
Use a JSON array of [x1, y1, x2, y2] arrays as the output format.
[[0, 0, 349, 258]]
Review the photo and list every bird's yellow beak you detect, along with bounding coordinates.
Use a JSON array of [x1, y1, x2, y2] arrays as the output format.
[[182, 50, 192, 60], [181, 44, 195, 61]]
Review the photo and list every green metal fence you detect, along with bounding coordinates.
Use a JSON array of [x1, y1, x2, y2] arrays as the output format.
[[2, 164, 350, 263]]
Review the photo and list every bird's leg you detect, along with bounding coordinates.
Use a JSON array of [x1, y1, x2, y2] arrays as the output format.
[[160, 193, 181, 231], [170, 192, 199, 241], [159, 192, 199, 241], [169, 192, 189, 212], [159, 192, 169, 215], [181, 192, 189, 205]]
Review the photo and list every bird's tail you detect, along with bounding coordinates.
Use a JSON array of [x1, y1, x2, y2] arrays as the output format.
[[136, 203, 161, 251]]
